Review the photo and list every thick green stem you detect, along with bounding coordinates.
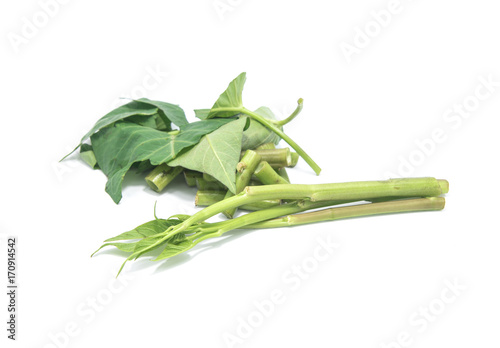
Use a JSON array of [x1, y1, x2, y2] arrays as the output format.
[[241, 148, 291, 168], [224, 150, 262, 218], [195, 190, 226, 206], [181, 199, 350, 253], [246, 197, 445, 229], [179, 196, 442, 256], [254, 161, 290, 185], [170, 177, 447, 238], [145, 165, 183, 192], [196, 190, 281, 211], [241, 107, 321, 175], [277, 167, 290, 183]]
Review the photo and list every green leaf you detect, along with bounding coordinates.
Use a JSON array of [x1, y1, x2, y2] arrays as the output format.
[[91, 118, 232, 203], [62, 101, 158, 160], [135, 98, 188, 128], [241, 107, 281, 150], [92, 218, 184, 257], [133, 160, 154, 173], [168, 117, 248, 193], [105, 219, 179, 242], [194, 109, 210, 120], [154, 240, 194, 261], [80, 144, 99, 169], [62, 99, 187, 160], [207, 72, 246, 118]]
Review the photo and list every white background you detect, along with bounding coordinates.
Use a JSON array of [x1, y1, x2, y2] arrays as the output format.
[[1, 0, 499, 347]]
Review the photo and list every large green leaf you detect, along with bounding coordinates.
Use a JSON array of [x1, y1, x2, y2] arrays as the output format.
[[207, 72, 246, 118], [168, 117, 248, 193], [241, 107, 281, 150], [63, 99, 187, 160], [91, 118, 232, 203]]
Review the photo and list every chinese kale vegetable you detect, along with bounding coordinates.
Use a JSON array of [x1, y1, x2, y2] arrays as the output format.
[[62, 73, 449, 276]]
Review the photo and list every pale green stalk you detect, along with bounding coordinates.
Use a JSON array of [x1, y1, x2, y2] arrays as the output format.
[[163, 197, 445, 259], [145, 165, 183, 192], [254, 161, 290, 185]]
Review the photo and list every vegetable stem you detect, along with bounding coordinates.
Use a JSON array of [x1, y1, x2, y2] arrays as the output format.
[[195, 190, 226, 206], [242, 148, 291, 168], [246, 197, 445, 229], [169, 177, 446, 239], [223, 150, 261, 218], [256, 143, 278, 150], [145, 165, 183, 192], [289, 152, 299, 167], [241, 107, 321, 175], [168, 197, 444, 258], [183, 170, 202, 187], [274, 98, 304, 127], [196, 177, 226, 191], [196, 190, 281, 211], [254, 161, 290, 185]]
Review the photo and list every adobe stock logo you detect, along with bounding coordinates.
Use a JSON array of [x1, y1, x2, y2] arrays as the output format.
[[379, 278, 466, 348], [222, 236, 339, 348], [213, 0, 244, 21], [7, 0, 71, 53], [339, 0, 414, 64], [384, 74, 499, 178]]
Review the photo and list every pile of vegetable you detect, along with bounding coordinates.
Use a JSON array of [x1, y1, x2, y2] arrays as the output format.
[[62, 73, 449, 275]]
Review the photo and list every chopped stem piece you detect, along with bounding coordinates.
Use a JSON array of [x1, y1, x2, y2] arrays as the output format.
[[145, 165, 183, 192], [256, 143, 277, 150], [224, 150, 262, 218], [277, 167, 290, 183], [196, 177, 226, 191], [289, 152, 299, 167], [195, 190, 226, 206], [254, 161, 290, 185], [242, 148, 291, 168], [183, 170, 203, 187], [203, 173, 218, 182]]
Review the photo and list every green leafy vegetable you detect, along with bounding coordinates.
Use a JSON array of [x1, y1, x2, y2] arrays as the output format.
[[91, 118, 232, 203], [168, 117, 248, 194]]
